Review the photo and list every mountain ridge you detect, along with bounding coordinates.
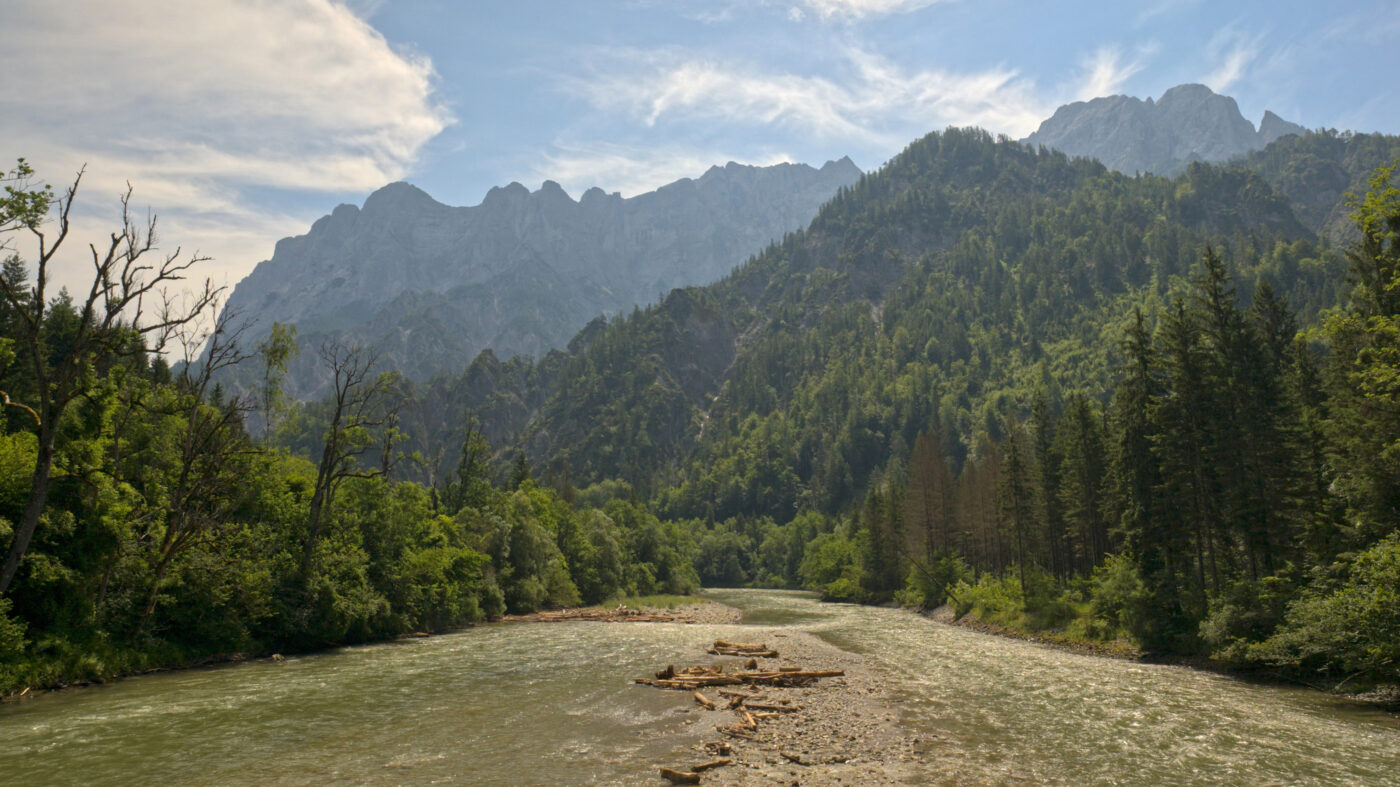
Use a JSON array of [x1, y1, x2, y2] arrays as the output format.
[[220, 157, 862, 399], [1024, 83, 1306, 176]]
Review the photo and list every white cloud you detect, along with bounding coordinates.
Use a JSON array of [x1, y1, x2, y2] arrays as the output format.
[[1074, 45, 1151, 102], [793, 0, 945, 20], [538, 142, 797, 198], [1133, 0, 1202, 28], [0, 0, 452, 304], [1200, 27, 1264, 93], [567, 45, 1050, 151]]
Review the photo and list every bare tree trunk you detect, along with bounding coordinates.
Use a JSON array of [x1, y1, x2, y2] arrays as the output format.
[[0, 424, 56, 593]]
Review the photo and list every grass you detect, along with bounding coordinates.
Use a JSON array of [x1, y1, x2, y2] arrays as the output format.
[[597, 594, 698, 610]]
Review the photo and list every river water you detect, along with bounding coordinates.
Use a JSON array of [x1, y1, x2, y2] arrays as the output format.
[[1, 590, 1396, 785]]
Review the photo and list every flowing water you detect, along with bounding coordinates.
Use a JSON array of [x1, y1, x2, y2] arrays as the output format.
[[1, 590, 1396, 785], [706, 589, 1400, 785]]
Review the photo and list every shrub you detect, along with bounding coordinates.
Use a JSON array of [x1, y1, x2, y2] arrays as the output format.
[[1251, 535, 1400, 682]]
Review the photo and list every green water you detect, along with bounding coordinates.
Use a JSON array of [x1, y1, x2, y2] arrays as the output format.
[[2, 591, 1396, 785]]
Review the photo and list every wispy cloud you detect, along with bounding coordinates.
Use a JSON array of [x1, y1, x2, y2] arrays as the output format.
[[1133, 0, 1202, 28], [792, 0, 946, 20], [565, 44, 1050, 153], [538, 142, 797, 198], [1200, 26, 1264, 93], [0, 0, 452, 296], [1073, 45, 1152, 102]]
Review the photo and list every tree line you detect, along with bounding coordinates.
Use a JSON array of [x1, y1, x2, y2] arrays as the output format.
[[0, 161, 697, 691], [682, 164, 1400, 685]]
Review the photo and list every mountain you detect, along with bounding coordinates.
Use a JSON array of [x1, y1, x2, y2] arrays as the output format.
[[366, 127, 1368, 512], [1241, 129, 1400, 241], [1024, 83, 1306, 176], [221, 157, 863, 399]]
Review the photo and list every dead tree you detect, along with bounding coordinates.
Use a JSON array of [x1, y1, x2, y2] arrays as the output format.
[[300, 341, 404, 579], [135, 304, 254, 634], [0, 162, 220, 594]]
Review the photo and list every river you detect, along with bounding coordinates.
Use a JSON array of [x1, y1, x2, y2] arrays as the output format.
[[1, 590, 1396, 785]]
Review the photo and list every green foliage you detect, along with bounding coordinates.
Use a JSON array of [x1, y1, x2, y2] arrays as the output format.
[[904, 553, 971, 608], [0, 159, 53, 233], [1252, 535, 1400, 682], [1086, 553, 1148, 640], [798, 529, 865, 601], [5, 139, 1400, 693]]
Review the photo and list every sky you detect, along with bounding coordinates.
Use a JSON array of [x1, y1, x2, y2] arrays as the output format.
[[3, 0, 1398, 301]]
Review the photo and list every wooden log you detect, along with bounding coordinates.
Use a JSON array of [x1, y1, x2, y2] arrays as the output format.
[[743, 710, 758, 729], [693, 691, 716, 710], [735, 670, 843, 679], [681, 665, 722, 675], [657, 665, 675, 680], [653, 676, 744, 688], [780, 751, 807, 765], [779, 665, 801, 672], [659, 767, 700, 784], [719, 726, 755, 740], [751, 712, 781, 720], [743, 703, 797, 712], [712, 648, 779, 658], [692, 758, 731, 772], [714, 639, 768, 648], [726, 694, 744, 709]]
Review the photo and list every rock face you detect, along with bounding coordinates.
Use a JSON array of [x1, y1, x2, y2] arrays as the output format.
[[1024, 84, 1306, 175], [221, 158, 862, 399]]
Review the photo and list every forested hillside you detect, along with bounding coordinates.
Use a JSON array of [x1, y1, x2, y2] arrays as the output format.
[[364, 128, 1399, 682], [2, 123, 1398, 692], [0, 162, 701, 691]]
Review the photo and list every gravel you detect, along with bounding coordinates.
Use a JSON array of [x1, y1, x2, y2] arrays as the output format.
[[641, 618, 932, 785]]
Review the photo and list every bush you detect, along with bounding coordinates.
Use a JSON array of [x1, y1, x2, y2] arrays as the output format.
[[1198, 575, 1293, 663], [1088, 553, 1148, 640], [822, 576, 863, 602], [903, 554, 972, 608], [1251, 535, 1400, 682]]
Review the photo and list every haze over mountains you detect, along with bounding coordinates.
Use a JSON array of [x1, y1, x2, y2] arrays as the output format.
[[1024, 83, 1306, 176], [221, 157, 862, 398]]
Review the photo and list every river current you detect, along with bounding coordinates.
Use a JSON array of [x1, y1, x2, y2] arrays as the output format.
[[1, 590, 1396, 785]]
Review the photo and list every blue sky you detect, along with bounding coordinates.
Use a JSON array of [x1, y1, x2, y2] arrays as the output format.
[[3, 0, 1397, 296]]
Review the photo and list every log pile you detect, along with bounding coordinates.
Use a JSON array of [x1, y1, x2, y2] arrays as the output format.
[[643, 640, 847, 781], [633, 662, 844, 690], [502, 605, 677, 623]]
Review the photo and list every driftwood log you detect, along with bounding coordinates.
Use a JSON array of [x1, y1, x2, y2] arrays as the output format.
[[659, 767, 700, 784], [634, 668, 843, 690], [709, 639, 779, 658]]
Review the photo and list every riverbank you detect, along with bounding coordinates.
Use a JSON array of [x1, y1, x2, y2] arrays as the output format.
[[925, 603, 1400, 713], [1, 596, 739, 701], [924, 604, 1142, 660]]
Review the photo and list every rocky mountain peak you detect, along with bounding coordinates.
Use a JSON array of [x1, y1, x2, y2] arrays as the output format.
[[1023, 84, 1304, 176], [219, 157, 863, 399], [1259, 110, 1307, 145], [361, 181, 440, 214]]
